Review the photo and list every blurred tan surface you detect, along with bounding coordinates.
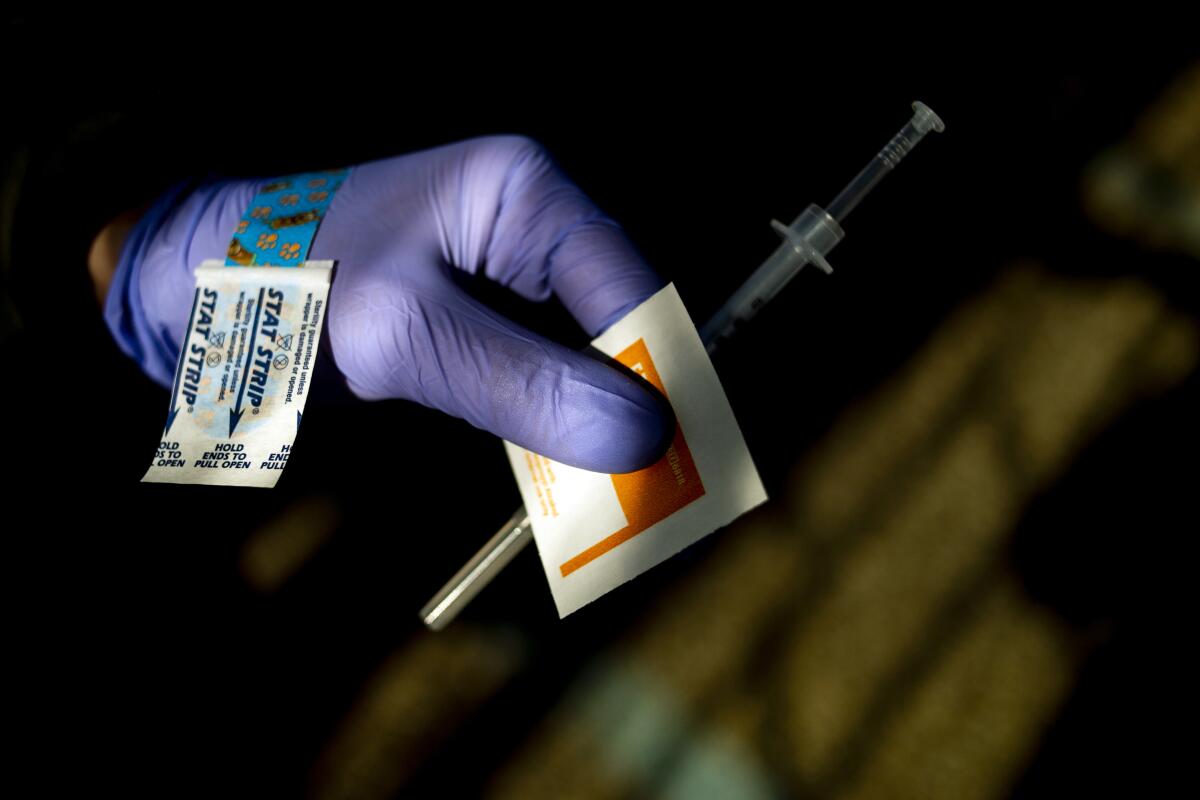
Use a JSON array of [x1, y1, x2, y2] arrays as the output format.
[[217, 66, 1200, 799], [483, 263, 1195, 800]]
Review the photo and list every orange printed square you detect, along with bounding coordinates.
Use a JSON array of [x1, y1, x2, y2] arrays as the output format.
[[559, 338, 705, 577]]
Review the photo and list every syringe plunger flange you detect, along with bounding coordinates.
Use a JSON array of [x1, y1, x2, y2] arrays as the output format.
[[770, 203, 844, 276], [879, 101, 946, 168]]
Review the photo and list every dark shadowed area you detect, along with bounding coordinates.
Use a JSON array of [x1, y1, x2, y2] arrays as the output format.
[[4, 34, 1197, 798]]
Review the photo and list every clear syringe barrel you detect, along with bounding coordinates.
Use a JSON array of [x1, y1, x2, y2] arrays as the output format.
[[699, 203, 844, 350]]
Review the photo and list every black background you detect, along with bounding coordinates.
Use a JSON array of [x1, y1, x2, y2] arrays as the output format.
[[4, 33, 1197, 796]]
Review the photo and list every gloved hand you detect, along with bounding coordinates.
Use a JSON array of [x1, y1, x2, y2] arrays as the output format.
[[105, 135, 673, 473]]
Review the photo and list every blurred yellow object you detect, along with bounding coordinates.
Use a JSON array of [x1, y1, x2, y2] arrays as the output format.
[[486, 263, 1197, 800], [239, 494, 340, 593], [1083, 63, 1200, 257]]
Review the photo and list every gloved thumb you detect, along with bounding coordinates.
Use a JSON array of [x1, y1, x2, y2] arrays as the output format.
[[328, 282, 674, 474]]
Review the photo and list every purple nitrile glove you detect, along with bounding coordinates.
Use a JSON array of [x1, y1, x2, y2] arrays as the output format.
[[104, 135, 673, 473]]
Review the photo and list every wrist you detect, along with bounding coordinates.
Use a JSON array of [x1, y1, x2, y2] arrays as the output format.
[[101, 177, 206, 388], [87, 207, 146, 308]]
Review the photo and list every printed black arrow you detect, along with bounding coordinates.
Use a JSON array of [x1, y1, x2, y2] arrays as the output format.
[[165, 288, 203, 436], [230, 287, 266, 437]]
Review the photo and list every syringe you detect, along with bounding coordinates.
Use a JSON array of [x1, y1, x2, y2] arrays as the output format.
[[420, 101, 945, 630], [699, 101, 944, 350]]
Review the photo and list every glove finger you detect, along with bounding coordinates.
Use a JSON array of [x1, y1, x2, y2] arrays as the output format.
[[327, 279, 673, 473], [449, 136, 665, 337]]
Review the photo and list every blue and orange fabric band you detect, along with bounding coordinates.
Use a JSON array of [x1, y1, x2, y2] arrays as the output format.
[[225, 168, 351, 267]]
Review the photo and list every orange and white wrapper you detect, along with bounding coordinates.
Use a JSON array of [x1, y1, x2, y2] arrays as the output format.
[[504, 283, 767, 617]]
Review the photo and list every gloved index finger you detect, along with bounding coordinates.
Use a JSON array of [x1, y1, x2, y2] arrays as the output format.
[[480, 137, 665, 338], [545, 214, 666, 337]]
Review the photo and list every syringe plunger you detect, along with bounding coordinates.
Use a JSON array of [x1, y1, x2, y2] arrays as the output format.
[[826, 101, 945, 222]]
